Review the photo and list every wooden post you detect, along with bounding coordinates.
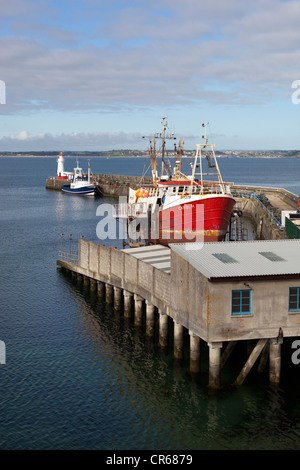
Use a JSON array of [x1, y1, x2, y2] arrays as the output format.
[[90, 279, 97, 291]]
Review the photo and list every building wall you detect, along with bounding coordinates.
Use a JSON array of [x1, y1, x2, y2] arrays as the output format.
[[77, 239, 170, 314], [170, 250, 300, 342], [68, 240, 300, 344]]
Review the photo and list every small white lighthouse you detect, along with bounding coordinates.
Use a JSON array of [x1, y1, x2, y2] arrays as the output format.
[[56, 152, 68, 180]]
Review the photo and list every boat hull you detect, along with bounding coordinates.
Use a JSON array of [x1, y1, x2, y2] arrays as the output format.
[[150, 194, 236, 245], [61, 185, 95, 196]]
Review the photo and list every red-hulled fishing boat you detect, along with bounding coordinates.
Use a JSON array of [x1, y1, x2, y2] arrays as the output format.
[[114, 119, 236, 246]]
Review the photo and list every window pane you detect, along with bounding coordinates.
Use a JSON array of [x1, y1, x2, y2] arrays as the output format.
[[289, 299, 298, 310], [289, 287, 300, 311], [232, 305, 240, 313], [232, 290, 251, 315], [232, 291, 240, 300]]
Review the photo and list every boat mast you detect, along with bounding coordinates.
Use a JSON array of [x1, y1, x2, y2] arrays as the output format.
[[143, 116, 176, 185], [191, 122, 224, 190]]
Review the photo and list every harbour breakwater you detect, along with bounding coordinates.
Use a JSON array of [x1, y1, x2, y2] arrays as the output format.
[[46, 173, 299, 240]]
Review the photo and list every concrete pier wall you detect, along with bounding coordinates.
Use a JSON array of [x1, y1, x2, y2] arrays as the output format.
[[57, 239, 300, 386]]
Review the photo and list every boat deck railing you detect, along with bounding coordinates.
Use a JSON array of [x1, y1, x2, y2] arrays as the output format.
[[113, 203, 149, 219]]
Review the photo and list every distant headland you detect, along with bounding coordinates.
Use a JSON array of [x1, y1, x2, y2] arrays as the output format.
[[0, 149, 300, 158]]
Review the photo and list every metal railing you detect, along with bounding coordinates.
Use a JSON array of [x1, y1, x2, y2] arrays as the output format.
[[58, 250, 79, 264]]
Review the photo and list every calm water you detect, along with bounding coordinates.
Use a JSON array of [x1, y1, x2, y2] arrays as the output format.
[[0, 156, 299, 450]]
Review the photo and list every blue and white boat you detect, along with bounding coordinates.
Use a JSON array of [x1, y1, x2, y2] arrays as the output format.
[[62, 160, 96, 196]]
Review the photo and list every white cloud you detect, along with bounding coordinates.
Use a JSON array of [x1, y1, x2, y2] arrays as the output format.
[[0, 0, 299, 150], [15, 130, 29, 140]]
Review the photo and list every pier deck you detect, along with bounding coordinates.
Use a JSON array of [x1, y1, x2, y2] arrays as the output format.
[[57, 238, 300, 388]]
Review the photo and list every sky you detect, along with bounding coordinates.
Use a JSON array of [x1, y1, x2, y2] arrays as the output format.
[[0, 0, 300, 151]]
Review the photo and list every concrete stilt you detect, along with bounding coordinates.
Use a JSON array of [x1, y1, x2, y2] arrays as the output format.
[[269, 337, 282, 385], [145, 301, 155, 337], [208, 342, 223, 388], [257, 342, 269, 374], [77, 273, 83, 283], [113, 286, 122, 310], [134, 294, 143, 326], [105, 284, 113, 303], [158, 311, 168, 348], [83, 275, 90, 286], [235, 338, 267, 385], [220, 341, 237, 370], [189, 332, 200, 373], [71, 270, 77, 280], [97, 281, 105, 297], [123, 290, 133, 318], [174, 321, 184, 360], [90, 279, 97, 291]]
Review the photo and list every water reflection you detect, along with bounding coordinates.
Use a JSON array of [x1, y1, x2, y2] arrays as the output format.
[[59, 270, 300, 450]]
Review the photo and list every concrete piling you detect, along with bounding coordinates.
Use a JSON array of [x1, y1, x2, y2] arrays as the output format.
[[123, 290, 133, 318], [113, 286, 122, 310], [189, 333, 200, 373], [105, 284, 113, 303], [158, 311, 168, 348], [145, 301, 155, 337], [174, 321, 184, 360], [97, 281, 105, 297], [208, 342, 223, 388], [269, 337, 282, 384], [134, 294, 143, 326]]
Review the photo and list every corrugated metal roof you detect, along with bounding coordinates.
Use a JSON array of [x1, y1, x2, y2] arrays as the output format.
[[170, 240, 300, 279], [122, 245, 171, 273]]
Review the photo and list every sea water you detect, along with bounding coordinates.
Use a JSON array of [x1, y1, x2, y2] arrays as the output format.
[[0, 156, 299, 450]]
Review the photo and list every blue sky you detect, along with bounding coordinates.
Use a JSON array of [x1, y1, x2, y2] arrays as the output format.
[[0, 0, 300, 151]]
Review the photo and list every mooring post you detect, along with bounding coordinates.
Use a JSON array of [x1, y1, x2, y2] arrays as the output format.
[[105, 284, 113, 303], [158, 311, 168, 348], [269, 336, 283, 385], [113, 286, 122, 310], [134, 294, 143, 326], [208, 342, 223, 388], [189, 332, 200, 373], [145, 301, 155, 337], [174, 321, 184, 360], [123, 290, 133, 318]]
